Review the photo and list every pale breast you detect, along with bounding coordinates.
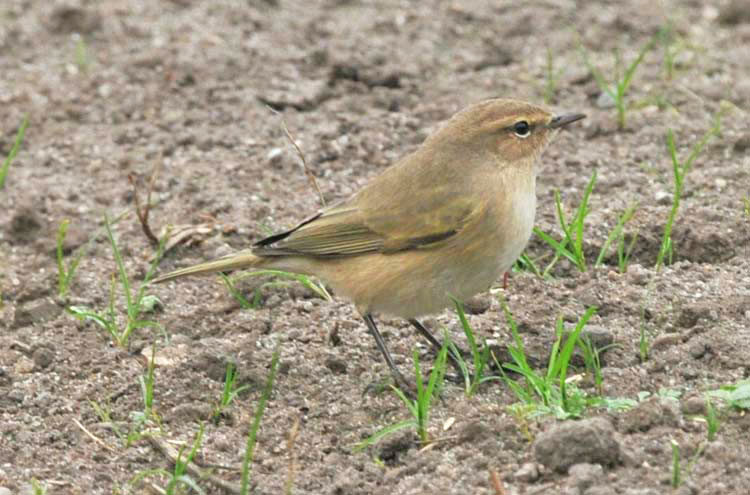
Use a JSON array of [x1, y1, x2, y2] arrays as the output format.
[[446, 182, 536, 300], [498, 184, 536, 269]]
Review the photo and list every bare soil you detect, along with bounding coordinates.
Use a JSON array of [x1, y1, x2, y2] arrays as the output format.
[[1, 1, 749, 494]]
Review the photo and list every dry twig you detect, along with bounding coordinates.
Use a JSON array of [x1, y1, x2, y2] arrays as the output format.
[[489, 469, 506, 495], [280, 120, 326, 208], [285, 415, 301, 494], [130, 156, 216, 257], [128, 154, 162, 245], [266, 105, 326, 208], [72, 417, 115, 452]]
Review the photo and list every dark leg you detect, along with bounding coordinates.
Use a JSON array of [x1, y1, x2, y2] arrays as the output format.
[[363, 314, 410, 390], [409, 318, 468, 377]]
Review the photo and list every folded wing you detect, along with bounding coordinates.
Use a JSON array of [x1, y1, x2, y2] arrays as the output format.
[[253, 192, 485, 258]]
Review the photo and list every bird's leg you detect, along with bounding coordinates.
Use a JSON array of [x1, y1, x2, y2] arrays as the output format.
[[363, 314, 411, 391], [409, 318, 469, 381]]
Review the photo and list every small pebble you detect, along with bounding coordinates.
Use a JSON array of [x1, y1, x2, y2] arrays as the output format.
[[681, 396, 707, 416], [596, 92, 615, 109], [654, 191, 672, 205], [514, 462, 539, 482]]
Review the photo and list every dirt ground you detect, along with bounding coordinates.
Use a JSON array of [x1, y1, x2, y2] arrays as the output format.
[[2, 0, 750, 494]]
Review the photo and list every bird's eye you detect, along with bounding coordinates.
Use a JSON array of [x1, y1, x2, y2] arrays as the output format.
[[513, 120, 531, 138]]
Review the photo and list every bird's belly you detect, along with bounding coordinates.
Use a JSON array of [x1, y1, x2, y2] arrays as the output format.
[[359, 245, 507, 318], [327, 218, 531, 318]]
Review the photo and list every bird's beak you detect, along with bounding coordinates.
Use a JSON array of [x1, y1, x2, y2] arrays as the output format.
[[547, 113, 586, 129]]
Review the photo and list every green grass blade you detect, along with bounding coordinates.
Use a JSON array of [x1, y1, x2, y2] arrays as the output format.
[[426, 347, 447, 426], [354, 419, 417, 451], [571, 171, 598, 270], [534, 227, 577, 267], [578, 44, 614, 99], [514, 252, 542, 276], [558, 307, 597, 409], [666, 129, 680, 177], [621, 38, 655, 94], [424, 342, 448, 406], [57, 210, 131, 299], [139, 230, 168, 288], [232, 269, 331, 303], [554, 190, 574, 248], [240, 345, 281, 495], [185, 423, 205, 466], [104, 216, 133, 316], [390, 384, 418, 418], [657, 130, 681, 270], [446, 340, 471, 391], [412, 349, 424, 396], [142, 345, 157, 414], [670, 439, 681, 487], [546, 320, 564, 381], [683, 120, 720, 173], [656, 121, 717, 270], [221, 274, 254, 309], [106, 273, 117, 327], [67, 306, 112, 330], [595, 201, 638, 267], [553, 186, 587, 271], [618, 228, 639, 272], [500, 298, 553, 404], [0, 115, 29, 189], [296, 274, 333, 302], [452, 299, 480, 371]]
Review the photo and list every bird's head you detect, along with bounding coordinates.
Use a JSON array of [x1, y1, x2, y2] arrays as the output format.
[[427, 98, 585, 170]]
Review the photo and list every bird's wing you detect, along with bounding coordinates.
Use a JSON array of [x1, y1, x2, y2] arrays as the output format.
[[253, 192, 485, 257]]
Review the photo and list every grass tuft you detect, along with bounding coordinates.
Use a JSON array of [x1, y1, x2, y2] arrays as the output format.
[[68, 215, 166, 347], [212, 361, 251, 424], [655, 116, 721, 270], [534, 170, 638, 274], [357, 339, 449, 449], [579, 36, 654, 129], [89, 346, 162, 449], [498, 297, 599, 419]]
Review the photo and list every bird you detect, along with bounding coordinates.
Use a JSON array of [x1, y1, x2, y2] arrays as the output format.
[[152, 98, 585, 388]]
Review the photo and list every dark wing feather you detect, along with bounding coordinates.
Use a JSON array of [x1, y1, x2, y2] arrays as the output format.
[[253, 212, 322, 248], [252, 206, 384, 257]]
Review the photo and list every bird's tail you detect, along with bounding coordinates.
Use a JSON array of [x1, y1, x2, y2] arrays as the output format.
[[150, 250, 263, 284]]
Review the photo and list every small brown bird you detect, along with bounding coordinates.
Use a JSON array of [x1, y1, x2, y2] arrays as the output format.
[[152, 98, 584, 387]]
